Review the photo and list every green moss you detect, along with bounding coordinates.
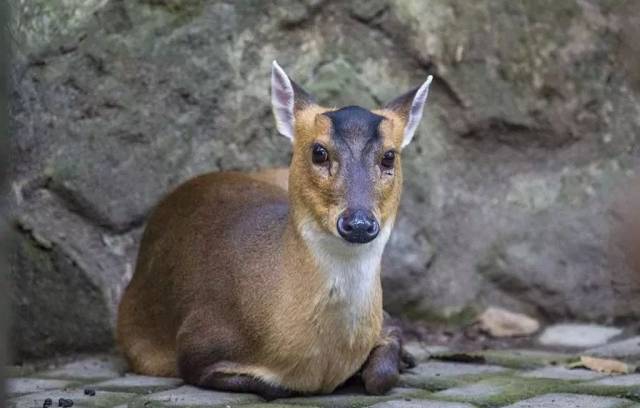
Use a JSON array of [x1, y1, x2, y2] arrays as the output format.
[[400, 302, 480, 327], [275, 388, 429, 408], [403, 371, 513, 393], [434, 376, 579, 407], [568, 383, 640, 402]]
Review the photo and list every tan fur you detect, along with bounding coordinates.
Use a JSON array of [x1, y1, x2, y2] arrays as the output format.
[[117, 102, 413, 393]]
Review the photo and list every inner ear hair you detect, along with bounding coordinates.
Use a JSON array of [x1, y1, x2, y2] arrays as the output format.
[[383, 76, 433, 147], [271, 61, 316, 140]]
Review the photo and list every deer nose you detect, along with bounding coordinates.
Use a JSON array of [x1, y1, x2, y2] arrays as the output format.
[[337, 209, 380, 244]]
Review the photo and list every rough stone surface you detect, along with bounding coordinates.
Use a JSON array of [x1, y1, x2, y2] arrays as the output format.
[[400, 361, 507, 390], [275, 387, 419, 408], [6, 378, 75, 397], [519, 367, 608, 381], [140, 385, 262, 406], [9, 0, 640, 358], [7, 389, 136, 408], [39, 356, 127, 381], [502, 393, 632, 408], [586, 336, 640, 360], [538, 324, 623, 348], [587, 374, 640, 387], [9, 346, 640, 408], [368, 401, 476, 408], [434, 382, 505, 400], [470, 349, 576, 369], [89, 375, 184, 393]]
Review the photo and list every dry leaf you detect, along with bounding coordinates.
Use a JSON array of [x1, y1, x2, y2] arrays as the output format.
[[571, 356, 630, 374], [478, 306, 540, 338]]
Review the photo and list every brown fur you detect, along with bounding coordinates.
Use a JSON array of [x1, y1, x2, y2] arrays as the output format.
[[117, 93, 420, 395]]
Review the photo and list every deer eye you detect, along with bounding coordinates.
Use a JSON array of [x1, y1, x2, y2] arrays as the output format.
[[381, 150, 395, 169], [311, 144, 329, 165]]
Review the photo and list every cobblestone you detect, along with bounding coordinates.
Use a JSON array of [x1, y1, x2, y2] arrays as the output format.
[[586, 337, 640, 360], [502, 393, 632, 408], [518, 366, 608, 381], [8, 338, 640, 408], [538, 325, 623, 348], [89, 375, 184, 394], [6, 378, 75, 397]]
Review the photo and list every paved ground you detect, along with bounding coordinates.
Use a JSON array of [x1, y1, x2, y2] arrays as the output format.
[[6, 326, 640, 408]]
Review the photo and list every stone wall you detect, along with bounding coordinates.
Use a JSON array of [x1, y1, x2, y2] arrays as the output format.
[[9, 0, 640, 360]]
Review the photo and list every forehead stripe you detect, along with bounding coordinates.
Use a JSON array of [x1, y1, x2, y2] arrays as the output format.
[[323, 106, 384, 145]]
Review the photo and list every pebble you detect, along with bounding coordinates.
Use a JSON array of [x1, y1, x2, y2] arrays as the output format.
[[538, 324, 622, 348], [58, 398, 73, 408]]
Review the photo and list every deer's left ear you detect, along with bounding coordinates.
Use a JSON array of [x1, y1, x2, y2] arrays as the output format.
[[384, 76, 433, 148]]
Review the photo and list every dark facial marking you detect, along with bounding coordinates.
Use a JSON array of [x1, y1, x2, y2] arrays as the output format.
[[323, 106, 383, 154], [323, 106, 385, 211]]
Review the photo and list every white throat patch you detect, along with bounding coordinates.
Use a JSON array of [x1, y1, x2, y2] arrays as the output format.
[[299, 221, 392, 328]]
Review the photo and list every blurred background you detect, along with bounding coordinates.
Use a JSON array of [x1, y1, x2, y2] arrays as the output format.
[[7, 0, 640, 363]]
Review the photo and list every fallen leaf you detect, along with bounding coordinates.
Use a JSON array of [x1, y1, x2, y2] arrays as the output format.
[[478, 306, 540, 338], [569, 356, 631, 374]]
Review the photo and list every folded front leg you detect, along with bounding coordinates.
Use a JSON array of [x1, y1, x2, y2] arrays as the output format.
[[361, 318, 416, 395]]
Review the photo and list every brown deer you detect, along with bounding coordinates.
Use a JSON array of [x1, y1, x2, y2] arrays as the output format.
[[117, 61, 433, 398]]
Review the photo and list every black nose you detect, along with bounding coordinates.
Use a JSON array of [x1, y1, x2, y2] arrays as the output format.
[[337, 209, 380, 244]]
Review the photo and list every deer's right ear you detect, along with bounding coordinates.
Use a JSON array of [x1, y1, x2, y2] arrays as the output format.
[[271, 61, 315, 141]]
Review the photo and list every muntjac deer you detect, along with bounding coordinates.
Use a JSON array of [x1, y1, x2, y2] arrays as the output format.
[[117, 62, 433, 398]]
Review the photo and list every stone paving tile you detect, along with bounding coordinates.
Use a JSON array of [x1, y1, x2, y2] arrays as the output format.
[[274, 387, 423, 408], [586, 337, 640, 360], [39, 356, 127, 381], [430, 376, 577, 406], [400, 361, 508, 390], [586, 374, 640, 387], [434, 382, 504, 400], [519, 366, 610, 381], [136, 385, 262, 407], [538, 324, 622, 348], [501, 392, 633, 408], [403, 342, 448, 363], [367, 400, 477, 408], [88, 374, 184, 394], [7, 388, 137, 408], [229, 404, 320, 408], [473, 349, 576, 369], [6, 377, 76, 397]]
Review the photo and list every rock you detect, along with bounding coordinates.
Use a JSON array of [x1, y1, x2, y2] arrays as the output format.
[[538, 324, 622, 348], [400, 362, 507, 390], [39, 356, 127, 381], [403, 342, 450, 363], [586, 374, 640, 387], [6, 378, 75, 397], [519, 367, 608, 381], [368, 401, 476, 408], [585, 336, 640, 360], [88, 375, 184, 394], [502, 393, 632, 408], [433, 382, 505, 400], [9, 0, 640, 358], [7, 389, 136, 408], [275, 387, 419, 408], [139, 385, 262, 407], [478, 307, 540, 338]]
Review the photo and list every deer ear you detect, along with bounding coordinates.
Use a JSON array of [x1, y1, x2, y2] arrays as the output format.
[[271, 61, 315, 141], [384, 76, 433, 148]]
